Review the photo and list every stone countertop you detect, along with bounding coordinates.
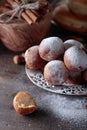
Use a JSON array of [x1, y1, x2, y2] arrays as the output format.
[[0, 21, 87, 130]]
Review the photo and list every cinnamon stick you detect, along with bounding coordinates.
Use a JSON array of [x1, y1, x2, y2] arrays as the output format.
[[22, 11, 33, 24], [7, 0, 31, 23], [25, 9, 38, 23], [5, 0, 44, 24], [31, 9, 40, 18], [13, 0, 38, 24]]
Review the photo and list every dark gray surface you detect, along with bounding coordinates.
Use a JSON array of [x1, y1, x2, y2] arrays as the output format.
[[0, 32, 87, 130]]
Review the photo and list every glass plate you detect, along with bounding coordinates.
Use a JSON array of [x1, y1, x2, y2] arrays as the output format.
[[25, 66, 87, 96]]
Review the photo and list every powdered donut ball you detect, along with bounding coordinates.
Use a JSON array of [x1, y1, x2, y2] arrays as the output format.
[[44, 60, 69, 85], [39, 37, 64, 61], [64, 39, 84, 50], [25, 45, 47, 70], [64, 46, 87, 72]]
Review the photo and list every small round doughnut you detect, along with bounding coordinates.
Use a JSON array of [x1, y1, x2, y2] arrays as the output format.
[[52, 4, 87, 33], [25, 45, 47, 70], [13, 91, 37, 115], [39, 37, 64, 61], [64, 46, 87, 72], [68, 0, 87, 18], [44, 60, 69, 85], [64, 39, 84, 50]]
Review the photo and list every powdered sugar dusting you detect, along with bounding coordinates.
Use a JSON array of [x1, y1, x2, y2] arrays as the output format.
[[64, 46, 87, 70], [44, 60, 69, 85], [41, 37, 63, 50], [50, 96, 87, 123], [39, 37, 64, 61]]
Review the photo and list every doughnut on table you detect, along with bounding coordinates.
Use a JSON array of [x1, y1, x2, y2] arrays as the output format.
[[0, 1, 87, 130]]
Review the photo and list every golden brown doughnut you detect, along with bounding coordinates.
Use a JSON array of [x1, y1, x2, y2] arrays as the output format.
[[13, 91, 37, 115], [52, 4, 87, 33], [68, 0, 87, 18], [25, 45, 47, 70]]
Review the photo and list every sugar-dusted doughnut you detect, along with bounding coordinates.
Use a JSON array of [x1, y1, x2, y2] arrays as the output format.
[[64, 46, 87, 72], [68, 0, 87, 18], [25, 45, 47, 70], [39, 37, 64, 61], [44, 60, 69, 85], [52, 4, 87, 33], [64, 39, 84, 50]]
